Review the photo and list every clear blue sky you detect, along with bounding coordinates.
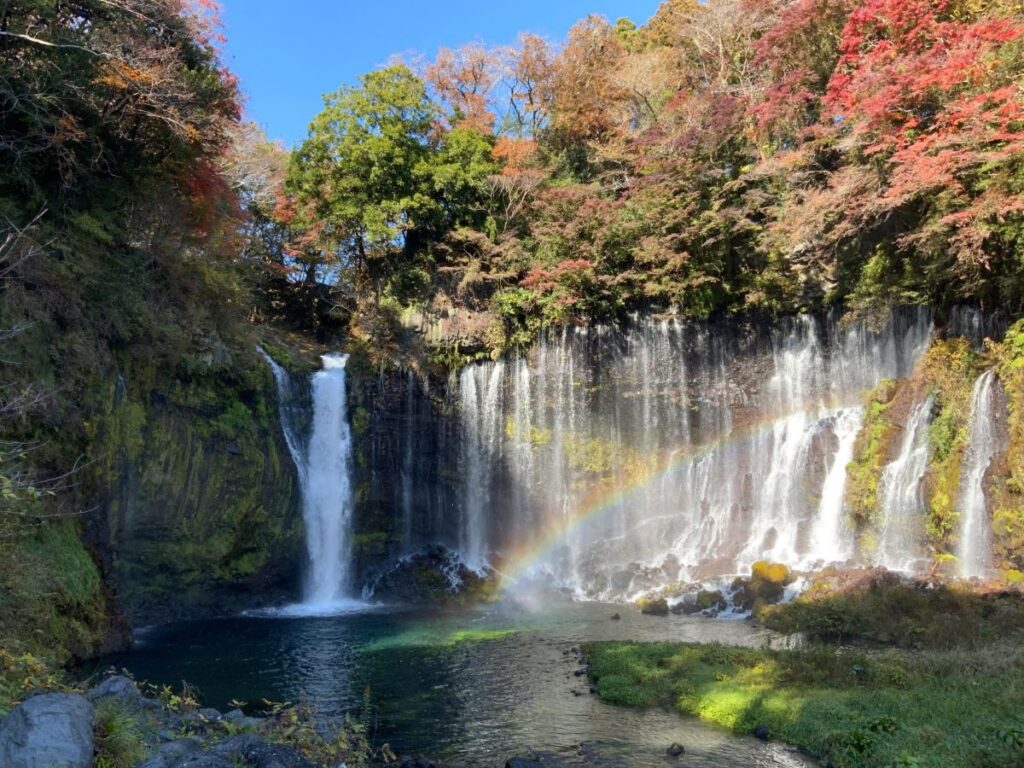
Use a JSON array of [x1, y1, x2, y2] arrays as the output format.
[[221, 0, 663, 147]]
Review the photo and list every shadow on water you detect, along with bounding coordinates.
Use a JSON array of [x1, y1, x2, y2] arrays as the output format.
[[97, 599, 815, 767]]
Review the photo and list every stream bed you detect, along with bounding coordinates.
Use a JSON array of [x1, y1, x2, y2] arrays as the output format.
[[98, 598, 814, 767]]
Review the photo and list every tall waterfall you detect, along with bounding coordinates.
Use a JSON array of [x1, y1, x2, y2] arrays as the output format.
[[957, 370, 1001, 579], [806, 407, 863, 567], [451, 309, 932, 594], [875, 395, 934, 572], [261, 350, 356, 606]]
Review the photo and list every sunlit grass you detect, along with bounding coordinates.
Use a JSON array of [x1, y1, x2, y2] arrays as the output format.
[[587, 640, 1024, 768]]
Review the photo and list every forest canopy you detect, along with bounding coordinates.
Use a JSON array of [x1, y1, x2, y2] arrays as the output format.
[[256, 0, 1024, 354]]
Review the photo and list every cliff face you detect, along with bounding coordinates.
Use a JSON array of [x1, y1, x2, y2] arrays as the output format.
[[92, 350, 304, 626]]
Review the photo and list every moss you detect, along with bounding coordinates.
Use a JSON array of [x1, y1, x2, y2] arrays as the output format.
[[845, 380, 898, 541], [920, 338, 983, 554], [731, 561, 794, 613], [350, 406, 371, 437], [97, 353, 302, 623], [0, 519, 109, 665], [354, 531, 389, 556], [636, 596, 669, 615], [990, 320, 1024, 569]]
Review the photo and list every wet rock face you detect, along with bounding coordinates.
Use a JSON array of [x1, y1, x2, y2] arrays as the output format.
[[367, 545, 498, 604], [0, 693, 94, 768]]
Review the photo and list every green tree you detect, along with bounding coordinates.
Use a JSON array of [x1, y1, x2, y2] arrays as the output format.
[[286, 64, 497, 299]]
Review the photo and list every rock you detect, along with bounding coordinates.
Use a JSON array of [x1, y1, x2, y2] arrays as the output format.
[[157, 754, 235, 768], [0, 693, 94, 768], [697, 589, 727, 613], [610, 570, 634, 592], [137, 739, 202, 768], [398, 756, 439, 768], [636, 596, 669, 616], [754, 724, 771, 741], [198, 707, 223, 721], [506, 758, 544, 768], [609, 612, 621, 620], [213, 734, 314, 767], [223, 709, 264, 730], [666, 742, 686, 757], [672, 593, 701, 615], [86, 674, 162, 712], [731, 561, 795, 612], [366, 545, 497, 604]]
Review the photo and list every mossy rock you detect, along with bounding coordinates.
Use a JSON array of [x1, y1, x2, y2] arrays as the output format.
[[637, 596, 669, 616], [697, 589, 727, 611], [732, 561, 794, 611]]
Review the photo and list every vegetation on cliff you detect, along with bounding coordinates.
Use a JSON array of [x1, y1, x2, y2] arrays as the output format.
[[0, 0, 297, 664]]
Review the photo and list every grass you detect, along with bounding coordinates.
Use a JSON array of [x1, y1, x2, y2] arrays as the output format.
[[93, 700, 149, 768], [588, 581, 1024, 767], [587, 640, 1024, 768], [760, 574, 1024, 649]]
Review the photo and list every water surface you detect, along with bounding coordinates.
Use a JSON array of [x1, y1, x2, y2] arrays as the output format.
[[103, 599, 814, 767]]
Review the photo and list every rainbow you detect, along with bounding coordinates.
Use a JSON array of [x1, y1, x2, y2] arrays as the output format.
[[493, 395, 866, 590]]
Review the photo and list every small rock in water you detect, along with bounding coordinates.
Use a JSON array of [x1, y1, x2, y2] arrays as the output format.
[[754, 724, 771, 741], [610, 612, 621, 620], [666, 742, 686, 757]]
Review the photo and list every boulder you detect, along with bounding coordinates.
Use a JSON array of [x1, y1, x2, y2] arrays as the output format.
[[754, 724, 771, 741], [137, 739, 203, 768], [213, 733, 314, 768], [637, 596, 669, 616], [86, 675, 162, 712], [223, 708, 264, 730], [666, 742, 686, 757], [731, 561, 795, 612], [366, 545, 497, 604], [0, 693, 94, 768]]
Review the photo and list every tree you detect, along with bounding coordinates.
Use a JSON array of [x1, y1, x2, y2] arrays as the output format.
[[286, 65, 498, 306]]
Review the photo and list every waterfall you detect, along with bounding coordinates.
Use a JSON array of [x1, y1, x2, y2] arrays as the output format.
[[451, 309, 933, 593], [805, 407, 864, 567], [957, 370, 1001, 579], [875, 395, 935, 572], [260, 350, 356, 607]]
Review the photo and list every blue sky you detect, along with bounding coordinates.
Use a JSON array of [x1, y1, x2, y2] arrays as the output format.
[[220, 0, 664, 146]]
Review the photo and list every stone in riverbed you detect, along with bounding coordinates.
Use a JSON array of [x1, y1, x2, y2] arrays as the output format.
[[0, 693, 94, 768], [754, 724, 771, 741], [666, 742, 686, 757], [636, 596, 669, 616]]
